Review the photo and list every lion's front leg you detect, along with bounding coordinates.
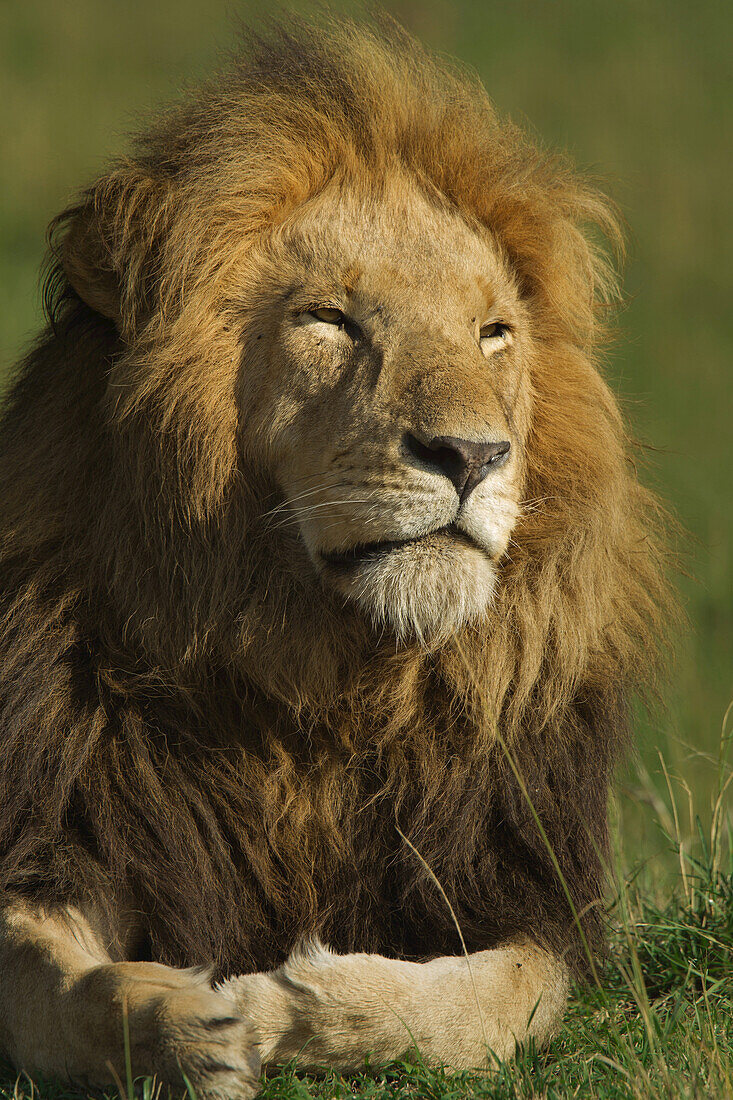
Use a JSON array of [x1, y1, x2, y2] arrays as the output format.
[[0, 903, 260, 1100], [223, 939, 568, 1072]]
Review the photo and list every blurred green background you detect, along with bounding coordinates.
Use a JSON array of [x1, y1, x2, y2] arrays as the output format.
[[1, 0, 731, 864]]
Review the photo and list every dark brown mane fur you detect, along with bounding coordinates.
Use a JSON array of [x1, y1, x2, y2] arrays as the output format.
[[0, 16, 674, 978]]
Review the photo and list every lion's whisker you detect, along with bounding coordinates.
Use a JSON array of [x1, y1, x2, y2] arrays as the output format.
[[266, 500, 379, 534], [260, 481, 343, 522]]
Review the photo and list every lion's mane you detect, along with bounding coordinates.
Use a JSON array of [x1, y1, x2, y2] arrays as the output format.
[[0, 18, 673, 977]]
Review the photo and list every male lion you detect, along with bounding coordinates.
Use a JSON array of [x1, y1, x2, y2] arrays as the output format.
[[0, 16, 671, 1100]]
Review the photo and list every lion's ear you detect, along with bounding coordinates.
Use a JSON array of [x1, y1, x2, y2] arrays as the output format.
[[60, 165, 172, 333], [62, 209, 122, 324]]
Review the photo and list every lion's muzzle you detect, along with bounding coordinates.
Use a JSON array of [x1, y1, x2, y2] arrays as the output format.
[[403, 433, 511, 504]]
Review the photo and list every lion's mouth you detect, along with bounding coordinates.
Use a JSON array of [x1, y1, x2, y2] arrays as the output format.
[[321, 524, 477, 569]]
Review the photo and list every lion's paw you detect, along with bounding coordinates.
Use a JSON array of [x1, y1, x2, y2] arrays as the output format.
[[220, 941, 355, 1069], [75, 962, 262, 1100], [153, 974, 261, 1100]]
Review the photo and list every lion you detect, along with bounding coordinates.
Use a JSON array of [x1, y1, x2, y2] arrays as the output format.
[[0, 15, 672, 1100]]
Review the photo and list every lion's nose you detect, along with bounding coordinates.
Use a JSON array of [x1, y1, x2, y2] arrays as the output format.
[[404, 433, 511, 503]]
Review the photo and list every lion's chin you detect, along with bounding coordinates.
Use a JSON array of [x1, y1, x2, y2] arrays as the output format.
[[322, 532, 497, 648]]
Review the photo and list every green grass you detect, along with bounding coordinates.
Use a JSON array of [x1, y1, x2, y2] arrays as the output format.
[[0, 0, 731, 1097]]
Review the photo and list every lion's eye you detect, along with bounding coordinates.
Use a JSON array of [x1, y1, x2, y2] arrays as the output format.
[[310, 307, 346, 327], [479, 321, 512, 358]]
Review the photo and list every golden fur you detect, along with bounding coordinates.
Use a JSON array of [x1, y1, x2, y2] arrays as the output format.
[[0, 15, 674, 1097]]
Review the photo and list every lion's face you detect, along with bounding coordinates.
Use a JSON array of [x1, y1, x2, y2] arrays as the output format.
[[239, 179, 532, 645]]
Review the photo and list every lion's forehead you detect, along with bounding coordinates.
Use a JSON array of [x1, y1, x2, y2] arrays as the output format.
[[282, 180, 517, 319]]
